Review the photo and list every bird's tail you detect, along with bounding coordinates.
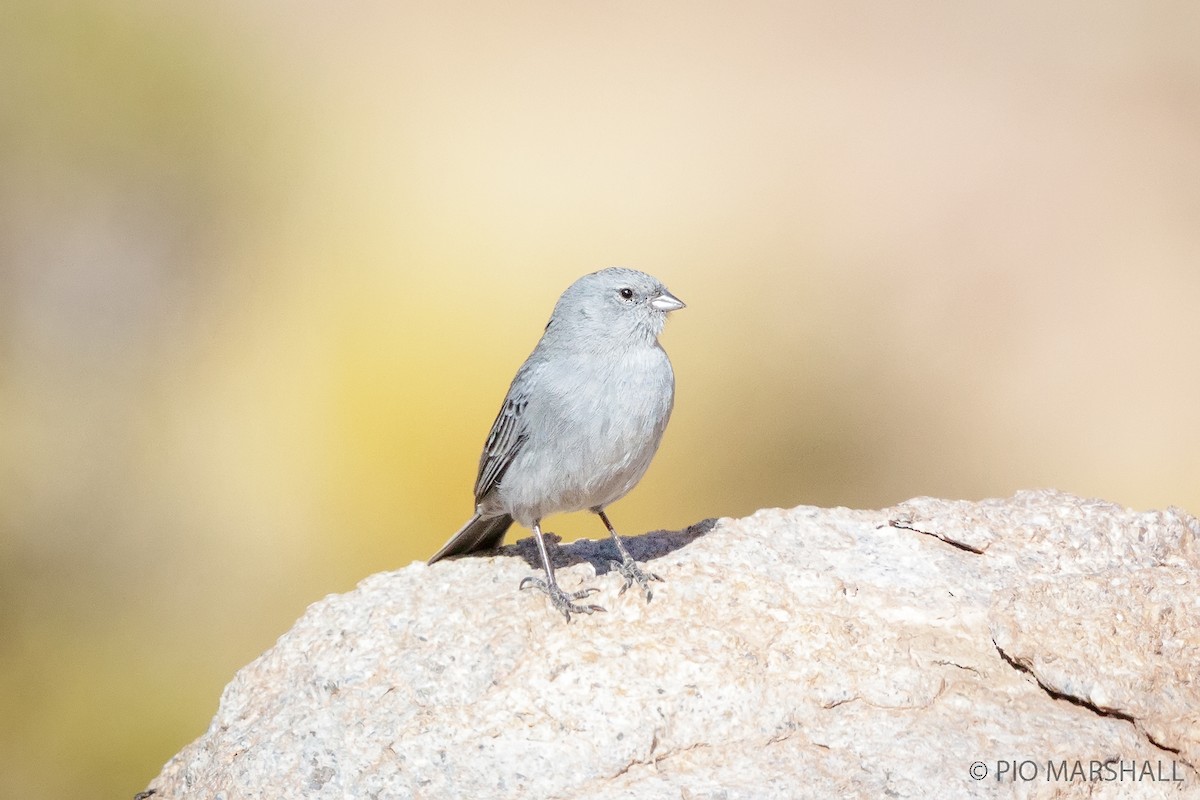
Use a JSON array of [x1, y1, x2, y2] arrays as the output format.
[[427, 513, 514, 564]]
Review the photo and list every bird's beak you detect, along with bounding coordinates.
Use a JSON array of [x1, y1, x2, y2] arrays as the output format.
[[650, 289, 686, 312]]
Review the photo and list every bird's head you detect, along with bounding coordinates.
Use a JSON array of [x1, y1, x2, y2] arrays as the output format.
[[547, 267, 685, 349]]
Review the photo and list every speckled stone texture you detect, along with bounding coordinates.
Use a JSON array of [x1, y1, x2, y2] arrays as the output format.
[[144, 491, 1199, 799]]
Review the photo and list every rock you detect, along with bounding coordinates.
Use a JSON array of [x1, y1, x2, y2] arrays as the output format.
[[143, 490, 1200, 799]]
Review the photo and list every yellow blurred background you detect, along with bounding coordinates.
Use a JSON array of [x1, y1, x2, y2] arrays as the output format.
[[2, 1, 1198, 796]]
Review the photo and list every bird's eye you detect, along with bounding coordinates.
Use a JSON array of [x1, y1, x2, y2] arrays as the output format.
[[618, 288, 634, 300]]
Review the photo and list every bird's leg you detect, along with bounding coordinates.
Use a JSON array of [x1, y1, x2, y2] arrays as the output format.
[[518, 520, 604, 622], [596, 509, 663, 602]]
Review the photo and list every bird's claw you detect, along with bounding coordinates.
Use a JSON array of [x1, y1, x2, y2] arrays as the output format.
[[519, 576, 605, 622], [609, 556, 663, 602]]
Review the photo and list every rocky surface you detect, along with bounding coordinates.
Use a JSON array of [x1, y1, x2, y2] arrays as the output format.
[[144, 491, 1199, 799]]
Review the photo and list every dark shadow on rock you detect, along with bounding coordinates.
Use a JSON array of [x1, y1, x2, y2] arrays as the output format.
[[498, 518, 719, 574]]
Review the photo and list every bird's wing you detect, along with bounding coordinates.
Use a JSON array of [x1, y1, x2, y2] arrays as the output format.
[[473, 372, 533, 501]]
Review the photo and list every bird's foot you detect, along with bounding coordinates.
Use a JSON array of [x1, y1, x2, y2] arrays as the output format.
[[609, 555, 663, 602], [519, 576, 605, 622]]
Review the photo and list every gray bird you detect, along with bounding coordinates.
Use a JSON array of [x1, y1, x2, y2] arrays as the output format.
[[428, 267, 685, 620]]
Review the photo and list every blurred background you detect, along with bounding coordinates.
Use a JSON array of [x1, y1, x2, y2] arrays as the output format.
[[2, 1, 1198, 796]]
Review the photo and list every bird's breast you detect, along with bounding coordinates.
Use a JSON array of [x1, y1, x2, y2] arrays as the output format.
[[504, 344, 674, 517]]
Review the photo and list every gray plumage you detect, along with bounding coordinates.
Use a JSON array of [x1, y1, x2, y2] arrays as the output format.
[[428, 267, 684, 620]]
